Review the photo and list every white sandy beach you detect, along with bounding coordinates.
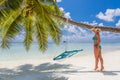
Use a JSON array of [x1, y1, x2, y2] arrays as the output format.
[[0, 50, 120, 80]]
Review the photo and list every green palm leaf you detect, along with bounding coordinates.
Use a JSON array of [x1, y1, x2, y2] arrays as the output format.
[[1, 9, 23, 48], [33, 1, 61, 45], [0, 8, 10, 23], [0, 0, 23, 24], [43, 14, 61, 44], [35, 16, 49, 52], [23, 16, 33, 51], [40, 0, 58, 9], [4, 0, 23, 10], [0, 0, 5, 5]]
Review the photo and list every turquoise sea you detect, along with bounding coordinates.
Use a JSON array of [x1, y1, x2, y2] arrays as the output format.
[[0, 42, 120, 61]]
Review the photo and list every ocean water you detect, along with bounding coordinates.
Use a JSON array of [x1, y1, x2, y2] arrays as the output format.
[[0, 42, 120, 61]]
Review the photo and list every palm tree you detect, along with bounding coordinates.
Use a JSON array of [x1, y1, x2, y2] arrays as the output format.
[[0, 0, 120, 52], [0, 0, 62, 52]]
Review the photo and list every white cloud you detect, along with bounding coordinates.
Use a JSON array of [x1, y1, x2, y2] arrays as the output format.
[[78, 28, 87, 33], [67, 25, 77, 33], [116, 20, 120, 28], [89, 21, 98, 25], [56, 0, 62, 3], [82, 21, 104, 26], [59, 7, 71, 19], [63, 23, 88, 36], [101, 32, 120, 40], [96, 12, 113, 22], [62, 23, 90, 42], [96, 8, 120, 22], [64, 12, 71, 19], [98, 23, 104, 26], [59, 7, 64, 12]]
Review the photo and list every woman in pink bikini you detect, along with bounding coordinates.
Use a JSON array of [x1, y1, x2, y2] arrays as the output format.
[[91, 28, 104, 71]]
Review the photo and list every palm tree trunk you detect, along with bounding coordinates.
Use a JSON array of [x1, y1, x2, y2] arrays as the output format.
[[51, 14, 120, 33]]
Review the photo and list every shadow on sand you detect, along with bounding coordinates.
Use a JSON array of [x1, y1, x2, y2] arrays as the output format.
[[60, 70, 120, 76], [0, 62, 120, 80], [0, 63, 70, 80]]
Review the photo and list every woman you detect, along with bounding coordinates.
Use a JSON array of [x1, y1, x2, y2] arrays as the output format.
[[91, 28, 104, 71]]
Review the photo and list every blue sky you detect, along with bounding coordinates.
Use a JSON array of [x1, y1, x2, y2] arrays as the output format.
[[58, 0, 120, 24], [56, 0, 120, 43]]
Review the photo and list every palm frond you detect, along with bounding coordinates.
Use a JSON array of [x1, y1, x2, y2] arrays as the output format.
[[0, 8, 10, 22], [23, 16, 33, 51], [39, 0, 54, 5], [45, 15, 61, 45], [0, 0, 5, 5], [36, 0, 62, 15], [33, 0, 61, 45], [3, 0, 23, 10], [40, 0, 53, 2], [1, 9, 21, 32], [0, 0, 23, 22], [52, 0, 61, 15], [35, 16, 49, 52], [0, 0, 23, 23], [1, 10, 23, 49]]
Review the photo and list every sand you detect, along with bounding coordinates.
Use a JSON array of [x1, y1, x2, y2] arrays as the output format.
[[0, 50, 120, 80]]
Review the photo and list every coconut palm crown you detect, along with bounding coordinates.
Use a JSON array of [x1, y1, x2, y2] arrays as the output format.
[[0, 0, 62, 52]]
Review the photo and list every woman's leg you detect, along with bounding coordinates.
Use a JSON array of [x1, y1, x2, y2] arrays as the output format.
[[99, 49, 104, 71], [94, 47, 99, 70]]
